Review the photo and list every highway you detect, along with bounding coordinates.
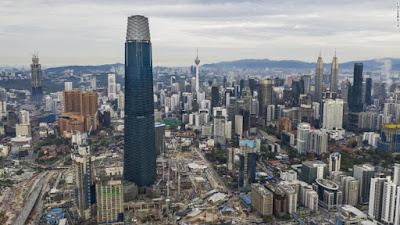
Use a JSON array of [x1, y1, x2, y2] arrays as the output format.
[[13, 172, 48, 225]]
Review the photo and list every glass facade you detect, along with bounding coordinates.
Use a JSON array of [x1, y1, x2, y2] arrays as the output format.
[[124, 16, 156, 187]]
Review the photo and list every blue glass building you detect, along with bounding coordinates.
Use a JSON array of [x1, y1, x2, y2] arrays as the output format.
[[124, 15, 156, 187]]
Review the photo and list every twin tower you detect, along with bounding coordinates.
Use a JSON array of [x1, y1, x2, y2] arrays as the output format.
[[315, 51, 338, 103]]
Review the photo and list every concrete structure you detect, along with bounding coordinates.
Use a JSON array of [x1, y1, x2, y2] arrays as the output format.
[[314, 52, 323, 103], [31, 53, 43, 102], [328, 152, 341, 174], [108, 74, 117, 99], [235, 114, 243, 136], [297, 123, 310, 154], [309, 129, 328, 155], [96, 158, 124, 224], [368, 177, 388, 221], [322, 98, 343, 130], [353, 164, 375, 204], [301, 161, 327, 184], [72, 145, 96, 220], [382, 181, 398, 224], [315, 178, 342, 210], [251, 183, 273, 217], [65, 82, 73, 91], [330, 51, 339, 93], [341, 176, 359, 206], [276, 117, 291, 136]]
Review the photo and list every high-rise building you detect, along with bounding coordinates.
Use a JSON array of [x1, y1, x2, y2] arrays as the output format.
[[341, 176, 359, 206], [328, 152, 341, 173], [238, 139, 258, 190], [309, 129, 328, 155], [258, 78, 274, 118], [72, 145, 96, 220], [349, 63, 364, 112], [118, 91, 125, 111], [0, 87, 6, 118], [382, 181, 398, 224], [394, 163, 400, 185], [108, 74, 117, 100], [124, 15, 156, 187], [353, 164, 375, 204], [302, 75, 311, 94], [314, 52, 323, 103], [211, 82, 219, 110], [365, 77, 372, 106], [251, 183, 273, 217], [60, 90, 98, 137], [96, 158, 124, 225], [292, 78, 304, 107], [155, 123, 165, 155], [330, 51, 339, 93], [65, 82, 73, 91], [297, 123, 310, 154], [91, 76, 97, 90], [301, 161, 327, 184], [276, 117, 291, 136], [31, 53, 43, 103], [18, 110, 30, 125], [195, 50, 200, 94], [368, 177, 388, 221], [378, 124, 400, 151], [322, 98, 343, 130], [235, 114, 243, 136]]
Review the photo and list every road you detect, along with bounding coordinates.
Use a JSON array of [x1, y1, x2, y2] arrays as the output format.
[[13, 172, 48, 225]]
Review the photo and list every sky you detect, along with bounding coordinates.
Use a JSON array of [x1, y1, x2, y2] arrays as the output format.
[[0, 0, 400, 67]]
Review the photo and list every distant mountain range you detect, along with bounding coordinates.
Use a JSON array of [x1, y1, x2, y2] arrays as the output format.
[[44, 63, 124, 74], [203, 58, 400, 71]]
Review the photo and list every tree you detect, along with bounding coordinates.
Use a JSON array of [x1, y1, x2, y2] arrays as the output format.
[[16, 169, 24, 175]]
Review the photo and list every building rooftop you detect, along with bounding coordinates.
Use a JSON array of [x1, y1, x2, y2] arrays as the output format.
[[316, 179, 339, 190]]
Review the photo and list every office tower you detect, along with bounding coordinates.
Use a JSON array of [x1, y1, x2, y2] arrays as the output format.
[[353, 164, 375, 204], [341, 176, 359, 206], [213, 107, 227, 145], [382, 181, 398, 224], [211, 82, 219, 109], [65, 82, 73, 91], [365, 78, 372, 105], [328, 152, 341, 173], [297, 123, 310, 154], [302, 75, 311, 94], [108, 74, 117, 99], [124, 15, 156, 187], [369, 177, 388, 221], [258, 78, 274, 118], [349, 63, 364, 112], [30, 53, 43, 103], [330, 51, 339, 93], [154, 123, 165, 155], [118, 91, 125, 111], [195, 50, 200, 93], [394, 164, 400, 185], [266, 105, 275, 124], [72, 145, 96, 220], [280, 184, 297, 214], [314, 179, 342, 210], [265, 183, 288, 216], [91, 76, 96, 90], [0, 87, 6, 118], [251, 183, 273, 217], [300, 184, 319, 212], [276, 117, 291, 136], [322, 98, 343, 130], [308, 130, 328, 155], [60, 90, 98, 137], [18, 110, 30, 124], [96, 158, 124, 225], [301, 161, 327, 184], [292, 78, 304, 107], [315, 52, 323, 103], [45, 95, 52, 112], [238, 139, 258, 190], [235, 114, 243, 136], [280, 170, 298, 182]]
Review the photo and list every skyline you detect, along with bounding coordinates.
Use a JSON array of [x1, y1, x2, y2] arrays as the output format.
[[1, 0, 400, 66]]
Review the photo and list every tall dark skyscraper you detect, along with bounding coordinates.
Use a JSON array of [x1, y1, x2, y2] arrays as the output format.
[[124, 15, 156, 187], [292, 78, 304, 107], [349, 63, 364, 112], [314, 52, 323, 103], [330, 51, 338, 93], [211, 82, 219, 109], [31, 53, 43, 102], [258, 78, 274, 118], [365, 77, 372, 106]]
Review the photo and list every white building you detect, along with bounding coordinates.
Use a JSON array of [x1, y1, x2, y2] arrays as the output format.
[[65, 82, 73, 91], [19, 110, 30, 124], [118, 91, 124, 110], [322, 98, 343, 130], [309, 129, 328, 155], [235, 115, 243, 136], [382, 181, 398, 224], [108, 74, 117, 99], [297, 123, 310, 154], [362, 132, 380, 147]]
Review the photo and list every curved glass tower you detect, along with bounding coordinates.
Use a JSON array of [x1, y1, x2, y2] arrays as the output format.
[[124, 15, 156, 187]]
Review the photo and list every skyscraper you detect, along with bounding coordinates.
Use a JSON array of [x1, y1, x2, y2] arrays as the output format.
[[330, 51, 339, 93], [349, 63, 364, 112], [211, 82, 219, 110], [31, 53, 43, 103], [314, 52, 323, 103], [195, 49, 200, 93], [65, 82, 73, 91], [353, 164, 375, 204], [258, 78, 274, 118], [328, 152, 341, 173], [322, 98, 343, 130], [124, 15, 156, 187], [365, 77, 372, 106], [297, 123, 310, 155], [108, 74, 117, 99]]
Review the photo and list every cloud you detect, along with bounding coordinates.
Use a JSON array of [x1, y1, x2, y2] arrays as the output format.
[[0, 0, 399, 66]]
